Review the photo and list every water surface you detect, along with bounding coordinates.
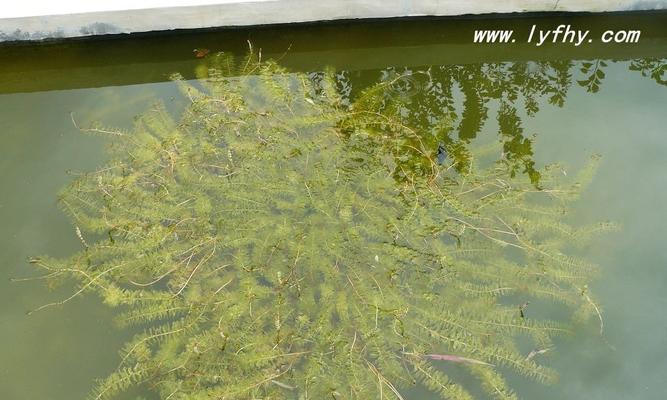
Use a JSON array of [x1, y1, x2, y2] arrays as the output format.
[[0, 13, 665, 400]]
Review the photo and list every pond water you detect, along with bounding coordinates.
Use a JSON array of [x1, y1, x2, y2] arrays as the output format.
[[0, 12, 666, 400]]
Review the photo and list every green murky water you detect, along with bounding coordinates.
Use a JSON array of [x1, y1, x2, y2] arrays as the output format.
[[1, 13, 666, 400]]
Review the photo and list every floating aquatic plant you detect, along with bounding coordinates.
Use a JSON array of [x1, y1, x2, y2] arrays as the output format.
[[30, 51, 613, 399]]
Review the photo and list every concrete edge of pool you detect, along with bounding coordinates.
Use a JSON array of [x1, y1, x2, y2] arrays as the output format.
[[2, 0, 667, 43]]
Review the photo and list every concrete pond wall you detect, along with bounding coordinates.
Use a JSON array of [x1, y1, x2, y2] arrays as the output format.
[[1, 0, 667, 42]]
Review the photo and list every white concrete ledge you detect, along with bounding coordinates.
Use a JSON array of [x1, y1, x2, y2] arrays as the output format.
[[1, 0, 667, 42]]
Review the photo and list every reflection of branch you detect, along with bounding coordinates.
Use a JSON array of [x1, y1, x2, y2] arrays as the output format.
[[629, 58, 667, 86], [577, 60, 607, 93]]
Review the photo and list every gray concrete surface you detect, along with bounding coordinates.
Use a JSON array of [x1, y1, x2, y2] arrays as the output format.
[[1, 0, 667, 42]]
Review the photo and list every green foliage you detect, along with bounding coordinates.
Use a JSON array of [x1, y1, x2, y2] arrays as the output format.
[[578, 60, 607, 93], [629, 58, 666, 86], [31, 51, 613, 399]]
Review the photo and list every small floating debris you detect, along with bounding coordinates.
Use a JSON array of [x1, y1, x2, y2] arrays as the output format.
[[526, 347, 551, 361], [519, 301, 530, 318], [193, 48, 211, 58], [437, 143, 448, 165]]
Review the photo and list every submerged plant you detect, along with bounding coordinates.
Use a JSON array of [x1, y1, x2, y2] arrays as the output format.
[[30, 52, 613, 399]]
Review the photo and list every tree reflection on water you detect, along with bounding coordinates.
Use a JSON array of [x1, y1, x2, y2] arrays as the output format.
[[312, 57, 665, 188]]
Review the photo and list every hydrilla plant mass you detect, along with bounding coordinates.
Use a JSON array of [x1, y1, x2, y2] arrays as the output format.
[[30, 52, 612, 400]]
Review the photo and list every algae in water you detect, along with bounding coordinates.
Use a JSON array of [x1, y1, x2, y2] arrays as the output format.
[[30, 52, 613, 399]]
